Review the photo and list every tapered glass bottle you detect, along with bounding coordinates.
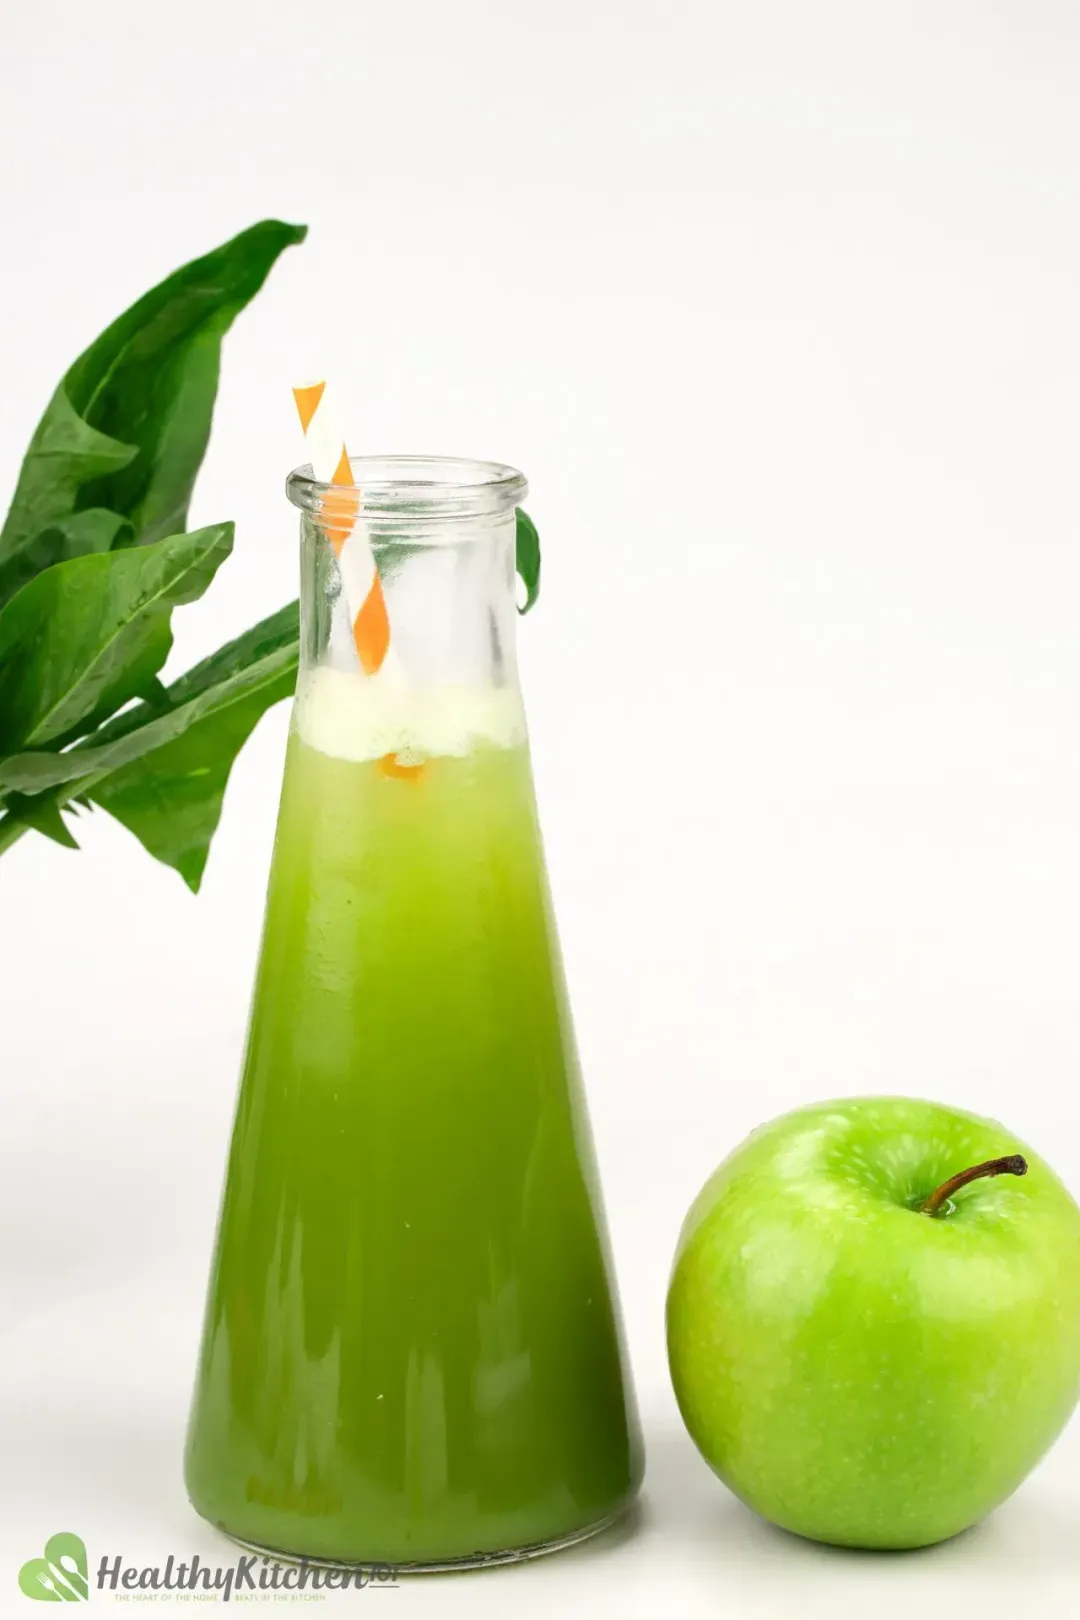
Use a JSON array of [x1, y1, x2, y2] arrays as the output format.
[[184, 457, 643, 1569]]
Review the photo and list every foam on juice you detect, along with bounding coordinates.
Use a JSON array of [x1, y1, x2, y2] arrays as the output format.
[[294, 664, 526, 764]]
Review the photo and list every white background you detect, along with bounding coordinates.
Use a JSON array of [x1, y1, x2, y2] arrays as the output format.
[[3, 0, 1080, 1614]]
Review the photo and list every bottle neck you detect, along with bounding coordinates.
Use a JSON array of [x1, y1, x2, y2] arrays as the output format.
[[298, 508, 520, 691]]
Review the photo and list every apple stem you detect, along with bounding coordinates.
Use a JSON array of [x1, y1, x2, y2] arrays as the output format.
[[920, 1154, 1028, 1217]]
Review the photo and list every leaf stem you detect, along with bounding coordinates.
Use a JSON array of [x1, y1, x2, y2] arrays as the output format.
[[920, 1154, 1028, 1217]]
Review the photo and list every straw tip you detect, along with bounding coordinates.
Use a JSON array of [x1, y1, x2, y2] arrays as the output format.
[[292, 380, 328, 434]]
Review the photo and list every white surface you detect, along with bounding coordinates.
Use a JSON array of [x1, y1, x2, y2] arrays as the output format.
[[4, 0, 1080, 1613]]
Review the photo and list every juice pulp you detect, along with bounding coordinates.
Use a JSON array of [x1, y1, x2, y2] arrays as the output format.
[[185, 691, 642, 1566]]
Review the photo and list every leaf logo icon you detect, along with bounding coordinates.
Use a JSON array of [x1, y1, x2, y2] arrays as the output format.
[[18, 1534, 88, 1602]]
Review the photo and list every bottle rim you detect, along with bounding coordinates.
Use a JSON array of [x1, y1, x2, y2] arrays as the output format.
[[286, 454, 527, 529]]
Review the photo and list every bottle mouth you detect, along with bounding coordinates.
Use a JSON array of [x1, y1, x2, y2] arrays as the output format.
[[286, 454, 527, 534]]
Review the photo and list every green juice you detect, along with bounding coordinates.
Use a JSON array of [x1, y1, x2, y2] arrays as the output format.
[[185, 707, 643, 1566]]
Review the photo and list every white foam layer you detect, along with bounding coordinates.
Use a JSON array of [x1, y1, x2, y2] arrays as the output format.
[[294, 664, 527, 763]]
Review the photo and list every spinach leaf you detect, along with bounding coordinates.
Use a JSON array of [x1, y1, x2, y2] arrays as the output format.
[[0, 222, 308, 886], [2, 792, 80, 849], [0, 220, 306, 569], [0, 395, 137, 572], [90, 606, 300, 890], [0, 605, 299, 889], [516, 507, 541, 613], [0, 510, 133, 611], [0, 522, 233, 753]]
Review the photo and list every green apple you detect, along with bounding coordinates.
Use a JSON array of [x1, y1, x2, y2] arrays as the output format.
[[666, 1097, 1080, 1549]]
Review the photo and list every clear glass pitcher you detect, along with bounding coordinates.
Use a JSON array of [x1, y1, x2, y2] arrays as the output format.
[[184, 457, 643, 1569]]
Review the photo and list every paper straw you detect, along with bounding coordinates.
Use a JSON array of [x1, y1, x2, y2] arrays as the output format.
[[292, 380, 391, 676]]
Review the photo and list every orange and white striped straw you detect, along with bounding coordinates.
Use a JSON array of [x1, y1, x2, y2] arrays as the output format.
[[292, 380, 391, 676]]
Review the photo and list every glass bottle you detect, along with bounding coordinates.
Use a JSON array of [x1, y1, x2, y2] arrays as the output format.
[[184, 457, 644, 1568]]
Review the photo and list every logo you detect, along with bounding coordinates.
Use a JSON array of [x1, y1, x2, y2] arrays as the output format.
[[19, 1533, 89, 1602], [18, 1532, 400, 1603]]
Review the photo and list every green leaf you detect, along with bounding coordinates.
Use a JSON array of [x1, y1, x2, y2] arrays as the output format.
[[0, 393, 138, 570], [0, 522, 233, 753], [0, 219, 307, 569], [155, 599, 300, 708], [3, 793, 79, 849], [92, 645, 299, 890], [0, 509, 133, 612], [0, 605, 299, 890], [516, 507, 541, 614]]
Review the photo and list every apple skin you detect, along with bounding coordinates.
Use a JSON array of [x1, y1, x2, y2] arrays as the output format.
[[666, 1097, 1080, 1550]]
